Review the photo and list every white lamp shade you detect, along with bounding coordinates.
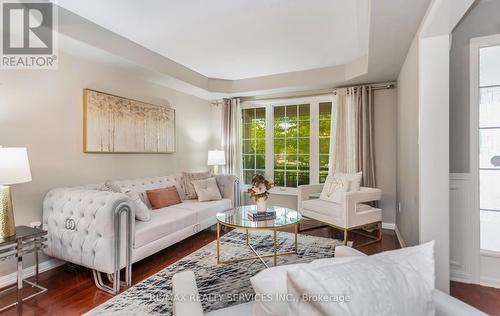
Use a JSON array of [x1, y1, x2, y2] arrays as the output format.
[[0, 147, 32, 185], [207, 150, 226, 166]]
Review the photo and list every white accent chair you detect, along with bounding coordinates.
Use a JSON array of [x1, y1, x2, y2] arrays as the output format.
[[297, 184, 382, 246]]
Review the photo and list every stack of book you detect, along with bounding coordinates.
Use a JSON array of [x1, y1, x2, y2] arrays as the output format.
[[248, 210, 276, 221]]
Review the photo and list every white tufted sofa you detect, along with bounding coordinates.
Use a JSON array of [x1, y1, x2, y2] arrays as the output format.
[[42, 174, 238, 293]]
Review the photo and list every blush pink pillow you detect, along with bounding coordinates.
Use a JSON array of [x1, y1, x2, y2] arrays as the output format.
[[146, 186, 182, 209]]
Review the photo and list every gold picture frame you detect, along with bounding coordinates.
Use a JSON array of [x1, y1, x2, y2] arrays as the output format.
[[83, 89, 175, 153]]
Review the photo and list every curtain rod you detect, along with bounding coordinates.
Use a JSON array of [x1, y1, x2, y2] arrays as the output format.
[[332, 82, 396, 95], [231, 81, 396, 103]]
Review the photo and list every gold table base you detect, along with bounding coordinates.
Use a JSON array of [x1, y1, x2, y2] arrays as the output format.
[[0, 186, 15, 240], [216, 222, 299, 268]]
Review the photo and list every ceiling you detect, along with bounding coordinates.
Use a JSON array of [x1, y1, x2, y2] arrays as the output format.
[[55, 0, 432, 99], [55, 0, 370, 80]]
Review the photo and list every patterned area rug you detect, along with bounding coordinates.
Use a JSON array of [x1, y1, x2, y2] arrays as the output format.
[[86, 229, 341, 315]]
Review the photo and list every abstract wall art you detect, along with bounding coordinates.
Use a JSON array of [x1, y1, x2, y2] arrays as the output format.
[[83, 89, 175, 153]]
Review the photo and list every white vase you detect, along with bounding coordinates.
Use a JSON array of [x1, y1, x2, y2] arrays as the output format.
[[256, 198, 267, 213]]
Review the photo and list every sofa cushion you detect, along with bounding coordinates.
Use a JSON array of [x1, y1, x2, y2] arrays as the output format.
[[302, 199, 342, 218], [302, 199, 372, 218], [134, 206, 196, 248], [174, 199, 232, 222]]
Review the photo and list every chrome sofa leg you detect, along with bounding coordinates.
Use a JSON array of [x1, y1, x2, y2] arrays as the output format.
[[92, 203, 133, 295], [93, 270, 117, 294]]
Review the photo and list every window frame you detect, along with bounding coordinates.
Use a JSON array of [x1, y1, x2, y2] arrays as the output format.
[[469, 34, 500, 282], [241, 107, 266, 184], [241, 95, 334, 191]]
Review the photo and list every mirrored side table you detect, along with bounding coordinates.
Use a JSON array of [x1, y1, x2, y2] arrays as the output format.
[[0, 225, 48, 315]]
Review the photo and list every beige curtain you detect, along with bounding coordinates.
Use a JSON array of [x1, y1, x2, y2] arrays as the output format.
[[221, 98, 241, 177], [356, 86, 376, 187], [329, 86, 376, 187]]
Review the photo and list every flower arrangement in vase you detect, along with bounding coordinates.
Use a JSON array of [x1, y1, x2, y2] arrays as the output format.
[[247, 175, 273, 213]]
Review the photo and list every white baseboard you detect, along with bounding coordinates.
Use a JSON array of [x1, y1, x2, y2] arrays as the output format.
[[451, 269, 473, 284], [0, 258, 65, 288], [382, 222, 395, 230], [479, 276, 500, 289], [394, 225, 406, 248]]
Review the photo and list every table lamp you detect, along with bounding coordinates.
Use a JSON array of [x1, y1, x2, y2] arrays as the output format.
[[0, 147, 32, 239], [207, 150, 226, 174]]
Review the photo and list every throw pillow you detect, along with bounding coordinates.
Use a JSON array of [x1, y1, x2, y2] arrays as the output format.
[[335, 172, 363, 191], [286, 241, 436, 316], [181, 170, 212, 199], [146, 186, 182, 209], [121, 188, 151, 221], [320, 176, 350, 204], [99, 180, 123, 193], [191, 177, 222, 202]]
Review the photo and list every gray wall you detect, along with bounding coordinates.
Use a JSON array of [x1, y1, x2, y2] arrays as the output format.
[[450, 0, 500, 173], [396, 37, 420, 246], [0, 52, 215, 276], [374, 89, 398, 224]]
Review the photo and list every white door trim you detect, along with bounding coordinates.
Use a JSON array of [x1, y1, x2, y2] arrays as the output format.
[[469, 33, 500, 284]]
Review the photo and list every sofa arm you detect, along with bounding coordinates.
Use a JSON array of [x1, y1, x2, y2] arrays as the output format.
[[215, 174, 240, 207], [42, 187, 133, 274], [433, 290, 487, 316], [334, 245, 367, 258], [298, 184, 324, 211], [172, 271, 204, 316]]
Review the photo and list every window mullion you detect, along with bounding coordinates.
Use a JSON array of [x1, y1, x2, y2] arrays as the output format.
[[265, 104, 274, 181], [310, 101, 320, 184]]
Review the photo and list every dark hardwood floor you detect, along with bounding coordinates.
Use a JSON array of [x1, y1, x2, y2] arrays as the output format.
[[0, 221, 498, 315]]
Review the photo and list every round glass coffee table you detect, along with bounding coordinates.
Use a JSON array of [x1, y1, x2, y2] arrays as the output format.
[[216, 205, 302, 268]]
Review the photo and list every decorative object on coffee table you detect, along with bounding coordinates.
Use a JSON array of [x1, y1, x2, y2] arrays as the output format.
[[247, 175, 272, 213], [216, 205, 301, 267], [207, 150, 225, 174], [0, 147, 32, 240]]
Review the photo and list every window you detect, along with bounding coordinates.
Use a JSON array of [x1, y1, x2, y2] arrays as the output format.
[[319, 102, 332, 183], [273, 104, 310, 187], [242, 108, 266, 184], [241, 96, 333, 188]]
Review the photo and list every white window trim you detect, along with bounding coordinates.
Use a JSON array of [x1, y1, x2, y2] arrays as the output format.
[[242, 95, 334, 191], [469, 34, 500, 283]]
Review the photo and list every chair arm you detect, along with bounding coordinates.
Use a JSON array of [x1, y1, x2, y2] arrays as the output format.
[[172, 271, 204, 316], [345, 187, 382, 204], [215, 174, 240, 207], [334, 246, 367, 258], [297, 184, 324, 211], [42, 187, 133, 274]]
